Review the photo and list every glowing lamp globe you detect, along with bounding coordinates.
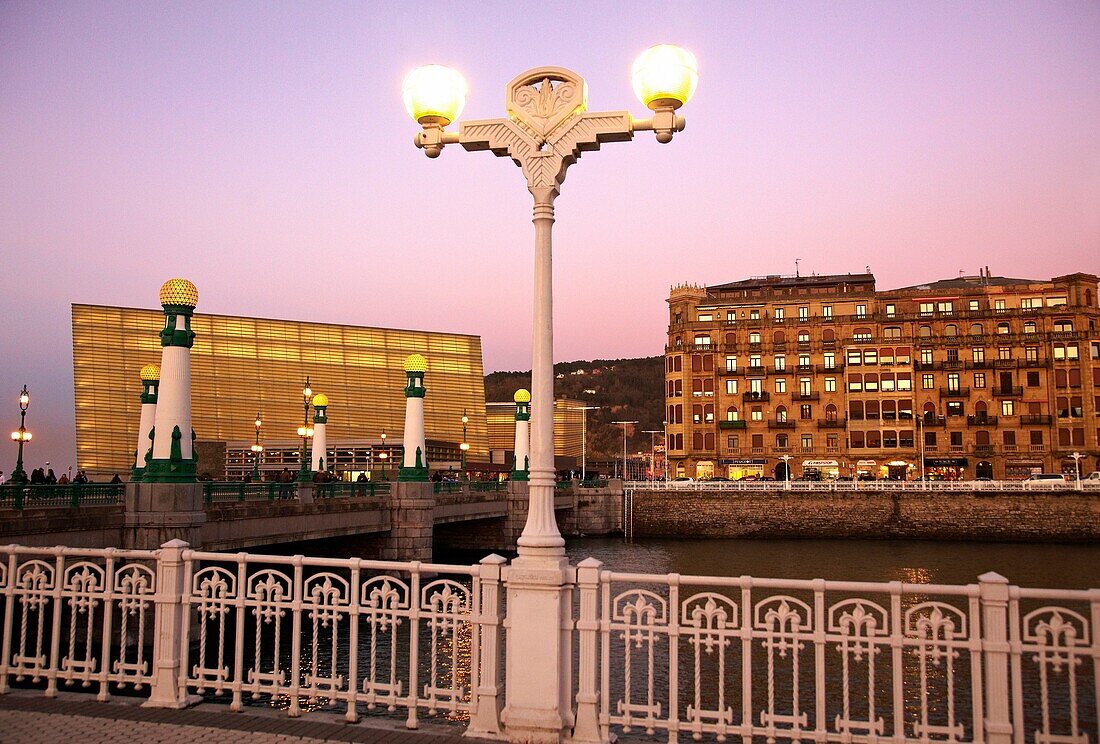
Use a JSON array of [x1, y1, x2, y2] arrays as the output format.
[[631, 44, 698, 110], [514, 389, 531, 404], [140, 364, 161, 381], [159, 278, 199, 308], [404, 353, 428, 373], [403, 65, 468, 126], [312, 393, 329, 408]]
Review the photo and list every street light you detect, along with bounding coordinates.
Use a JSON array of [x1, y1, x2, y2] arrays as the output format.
[[407, 46, 695, 555], [1070, 451, 1084, 490], [378, 431, 388, 481], [251, 414, 263, 481], [643, 429, 663, 481], [460, 408, 469, 478], [572, 405, 601, 482], [9, 384, 30, 484], [297, 376, 313, 483], [779, 453, 792, 490], [612, 421, 638, 481]]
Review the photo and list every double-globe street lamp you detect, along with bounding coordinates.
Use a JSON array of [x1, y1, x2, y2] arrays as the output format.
[[297, 376, 313, 483], [612, 420, 638, 480], [251, 414, 264, 481], [9, 385, 31, 484], [572, 405, 601, 482], [404, 45, 696, 553]]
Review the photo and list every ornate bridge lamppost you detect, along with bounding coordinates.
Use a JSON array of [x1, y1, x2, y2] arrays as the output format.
[[251, 414, 264, 481], [405, 45, 696, 555], [297, 376, 313, 483], [405, 48, 696, 740], [9, 385, 31, 484]]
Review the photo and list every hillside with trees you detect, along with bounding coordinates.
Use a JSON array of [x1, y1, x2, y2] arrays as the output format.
[[485, 356, 664, 461]]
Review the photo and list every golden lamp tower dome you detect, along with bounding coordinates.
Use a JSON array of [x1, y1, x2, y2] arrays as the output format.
[[159, 278, 199, 308], [403, 353, 428, 373], [139, 364, 161, 381], [311, 393, 329, 408], [514, 388, 531, 403]]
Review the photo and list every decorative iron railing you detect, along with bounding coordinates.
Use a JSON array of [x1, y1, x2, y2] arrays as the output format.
[[313, 481, 391, 499], [0, 483, 124, 510], [202, 482, 298, 504], [573, 564, 1099, 744], [0, 542, 505, 732], [623, 479, 1096, 492]]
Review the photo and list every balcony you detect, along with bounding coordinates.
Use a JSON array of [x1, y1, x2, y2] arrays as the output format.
[[817, 418, 847, 429], [746, 365, 767, 376], [950, 445, 966, 454], [920, 415, 947, 427], [992, 386, 1023, 397], [718, 420, 747, 430], [751, 447, 765, 454], [747, 342, 762, 352], [974, 445, 995, 457], [816, 364, 844, 373], [966, 415, 999, 427], [1004, 444, 1018, 452], [768, 420, 796, 430], [796, 364, 815, 373], [943, 360, 964, 370], [993, 359, 1018, 369], [792, 392, 820, 401], [1030, 444, 1046, 453], [774, 446, 793, 453], [743, 391, 770, 403], [1020, 414, 1053, 426], [940, 387, 970, 398]]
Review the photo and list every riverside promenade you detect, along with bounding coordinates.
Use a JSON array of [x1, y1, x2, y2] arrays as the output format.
[[0, 690, 483, 743]]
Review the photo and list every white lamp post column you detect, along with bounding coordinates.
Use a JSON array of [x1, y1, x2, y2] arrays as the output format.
[[146, 279, 198, 483], [399, 354, 428, 481], [132, 364, 160, 481], [310, 394, 329, 473], [512, 389, 531, 481], [405, 47, 696, 742]]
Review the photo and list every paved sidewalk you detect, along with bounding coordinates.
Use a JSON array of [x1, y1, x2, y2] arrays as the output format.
[[0, 690, 488, 743]]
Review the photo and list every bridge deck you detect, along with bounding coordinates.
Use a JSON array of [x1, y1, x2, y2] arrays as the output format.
[[0, 690, 487, 743]]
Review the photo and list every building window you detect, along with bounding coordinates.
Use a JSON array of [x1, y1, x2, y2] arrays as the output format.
[[919, 302, 934, 317], [797, 306, 808, 321], [937, 301, 954, 315], [727, 435, 739, 449], [883, 326, 901, 339], [775, 378, 787, 394], [751, 407, 763, 421], [847, 349, 862, 366], [848, 375, 863, 393], [897, 374, 912, 391], [749, 354, 762, 368], [800, 404, 812, 420], [823, 353, 836, 369], [1026, 371, 1039, 387], [994, 299, 1006, 312], [998, 346, 1012, 360], [774, 355, 786, 370], [824, 377, 836, 392], [856, 304, 867, 318], [974, 372, 986, 388], [1024, 321, 1036, 334], [1025, 346, 1038, 363], [972, 347, 984, 363], [697, 313, 713, 322], [920, 348, 934, 365], [726, 379, 738, 395], [885, 304, 896, 317], [799, 354, 811, 367], [946, 401, 963, 417], [922, 374, 935, 389], [749, 332, 761, 344], [970, 323, 983, 335], [822, 305, 833, 318], [799, 378, 811, 395], [797, 331, 810, 344], [774, 308, 785, 321], [863, 349, 878, 364], [749, 310, 760, 320], [853, 327, 872, 342], [1001, 400, 1015, 417], [776, 406, 787, 422], [969, 300, 980, 311], [947, 373, 960, 392], [1053, 320, 1074, 333]]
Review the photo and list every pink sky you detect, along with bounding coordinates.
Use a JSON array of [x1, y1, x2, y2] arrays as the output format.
[[1, 1, 1098, 471]]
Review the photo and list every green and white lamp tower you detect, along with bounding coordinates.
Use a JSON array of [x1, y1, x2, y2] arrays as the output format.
[[131, 363, 160, 481], [310, 393, 329, 473], [144, 278, 199, 483], [512, 388, 531, 481], [398, 353, 429, 482]]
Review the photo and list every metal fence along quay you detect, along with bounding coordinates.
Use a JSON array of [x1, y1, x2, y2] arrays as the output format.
[[0, 541, 1096, 743], [623, 479, 1100, 493]]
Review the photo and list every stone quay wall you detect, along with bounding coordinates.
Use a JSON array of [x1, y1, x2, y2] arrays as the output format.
[[628, 489, 1100, 542]]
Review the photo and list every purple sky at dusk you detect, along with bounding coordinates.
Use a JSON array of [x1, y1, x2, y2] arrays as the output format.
[[2, 1, 1098, 472]]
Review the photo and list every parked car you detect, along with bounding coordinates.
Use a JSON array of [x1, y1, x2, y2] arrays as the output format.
[[1085, 472, 1100, 481], [1024, 473, 1067, 481]]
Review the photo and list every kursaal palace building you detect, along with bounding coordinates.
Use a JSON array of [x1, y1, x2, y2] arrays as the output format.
[[664, 271, 1099, 481]]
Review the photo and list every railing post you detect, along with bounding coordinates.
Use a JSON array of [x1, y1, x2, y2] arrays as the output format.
[[571, 557, 605, 743], [69, 486, 79, 509], [468, 553, 507, 738], [979, 571, 1012, 744], [14, 487, 24, 511], [143, 538, 193, 709]]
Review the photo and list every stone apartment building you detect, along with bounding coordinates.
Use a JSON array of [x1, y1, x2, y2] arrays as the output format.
[[665, 271, 1100, 481]]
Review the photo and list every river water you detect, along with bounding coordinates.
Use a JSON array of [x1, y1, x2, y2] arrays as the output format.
[[555, 536, 1100, 589]]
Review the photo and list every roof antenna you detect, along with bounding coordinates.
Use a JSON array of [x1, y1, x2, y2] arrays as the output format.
[[795, 258, 800, 278], [865, 265, 870, 274]]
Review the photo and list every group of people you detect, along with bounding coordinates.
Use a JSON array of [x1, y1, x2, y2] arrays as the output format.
[[19, 467, 91, 485]]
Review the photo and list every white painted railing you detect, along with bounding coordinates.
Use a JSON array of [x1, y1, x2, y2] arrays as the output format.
[[572, 565, 1099, 744], [1, 541, 1096, 743], [626, 479, 1100, 493], [0, 541, 506, 735]]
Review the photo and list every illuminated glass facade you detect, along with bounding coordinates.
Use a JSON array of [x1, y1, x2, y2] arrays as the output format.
[[485, 397, 585, 460], [72, 305, 487, 479]]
